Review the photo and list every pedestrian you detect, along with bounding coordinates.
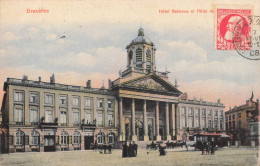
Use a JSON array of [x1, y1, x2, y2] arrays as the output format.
[[133, 141, 138, 156], [128, 141, 133, 157], [122, 141, 128, 158], [185, 143, 188, 151], [159, 144, 166, 156], [108, 144, 112, 154]]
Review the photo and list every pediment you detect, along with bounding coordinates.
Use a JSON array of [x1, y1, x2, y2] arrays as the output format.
[[119, 74, 181, 95]]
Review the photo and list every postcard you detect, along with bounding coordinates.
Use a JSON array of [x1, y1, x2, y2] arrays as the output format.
[[0, 0, 259, 165]]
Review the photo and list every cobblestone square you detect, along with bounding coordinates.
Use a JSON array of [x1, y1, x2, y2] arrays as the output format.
[[0, 147, 259, 166]]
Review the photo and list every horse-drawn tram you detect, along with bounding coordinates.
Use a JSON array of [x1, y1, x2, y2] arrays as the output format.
[[193, 133, 230, 150]]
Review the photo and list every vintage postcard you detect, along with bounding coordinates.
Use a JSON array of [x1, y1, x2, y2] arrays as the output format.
[[0, 0, 259, 166]]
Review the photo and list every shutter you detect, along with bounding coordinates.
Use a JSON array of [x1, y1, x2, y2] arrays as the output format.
[[9, 135, 13, 145], [69, 136, 72, 144], [58, 136, 61, 145], [25, 135, 29, 145], [105, 136, 107, 144], [29, 134, 31, 145]]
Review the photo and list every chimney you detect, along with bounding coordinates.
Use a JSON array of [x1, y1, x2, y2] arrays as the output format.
[[22, 75, 28, 81], [108, 79, 112, 89], [50, 74, 55, 84], [86, 80, 91, 88], [38, 77, 41, 82]]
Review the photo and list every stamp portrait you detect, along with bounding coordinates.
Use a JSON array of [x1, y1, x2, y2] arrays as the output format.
[[215, 7, 252, 50]]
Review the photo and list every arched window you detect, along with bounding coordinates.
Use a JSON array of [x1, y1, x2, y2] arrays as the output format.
[[136, 48, 142, 68], [107, 132, 115, 144], [61, 131, 69, 145], [73, 131, 81, 144], [128, 50, 133, 67], [30, 130, 40, 145], [15, 130, 25, 146], [97, 131, 105, 144], [146, 49, 151, 69]]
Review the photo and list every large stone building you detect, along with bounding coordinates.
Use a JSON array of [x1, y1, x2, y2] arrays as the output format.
[[225, 93, 259, 145], [0, 28, 225, 153]]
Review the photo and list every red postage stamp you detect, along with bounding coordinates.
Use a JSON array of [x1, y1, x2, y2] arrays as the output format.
[[215, 8, 252, 50]]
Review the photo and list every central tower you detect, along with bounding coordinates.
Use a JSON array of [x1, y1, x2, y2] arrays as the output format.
[[126, 27, 156, 72]]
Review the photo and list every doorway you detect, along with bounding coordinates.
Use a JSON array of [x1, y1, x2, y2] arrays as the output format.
[[84, 136, 94, 150], [44, 135, 55, 152]]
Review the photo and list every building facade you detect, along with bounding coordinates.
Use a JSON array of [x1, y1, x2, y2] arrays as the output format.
[[225, 94, 259, 145], [1, 28, 225, 153]]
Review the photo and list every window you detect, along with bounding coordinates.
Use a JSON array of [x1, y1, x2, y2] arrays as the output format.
[[97, 113, 103, 126], [214, 119, 218, 128], [202, 109, 206, 115], [188, 118, 193, 128], [108, 114, 113, 126], [61, 131, 69, 145], [229, 115, 231, 120], [15, 130, 24, 146], [60, 111, 67, 125], [208, 110, 212, 115], [188, 108, 193, 115], [84, 98, 91, 107], [73, 131, 81, 144], [225, 116, 228, 120], [136, 48, 142, 68], [146, 49, 151, 69], [45, 110, 53, 123], [208, 120, 212, 128], [232, 121, 235, 129], [195, 118, 199, 128], [14, 108, 23, 123], [195, 108, 199, 115], [45, 94, 53, 104], [220, 110, 223, 116], [30, 109, 39, 124], [73, 112, 80, 125], [214, 110, 218, 116], [108, 132, 115, 144], [14, 91, 23, 102], [30, 131, 39, 145], [220, 119, 223, 129], [72, 97, 80, 106], [108, 100, 113, 109], [202, 119, 206, 128], [238, 112, 241, 118], [60, 96, 67, 105], [182, 117, 186, 128], [30, 93, 39, 103], [97, 132, 105, 144], [85, 113, 92, 124], [232, 114, 235, 119], [97, 99, 103, 109], [238, 120, 241, 128], [181, 107, 186, 116]]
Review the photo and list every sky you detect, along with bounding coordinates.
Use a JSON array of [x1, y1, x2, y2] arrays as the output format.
[[0, 0, 259, 111]]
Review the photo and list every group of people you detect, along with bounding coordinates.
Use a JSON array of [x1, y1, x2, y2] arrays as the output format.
[[197, 141, 216, 155], [122, 141, 138, 157]]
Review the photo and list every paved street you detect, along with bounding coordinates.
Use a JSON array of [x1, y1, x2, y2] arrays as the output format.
[[0, 147, 259, 166]]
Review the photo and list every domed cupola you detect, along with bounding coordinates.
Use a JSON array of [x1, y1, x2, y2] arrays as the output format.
[[126, 27, 156, 72]]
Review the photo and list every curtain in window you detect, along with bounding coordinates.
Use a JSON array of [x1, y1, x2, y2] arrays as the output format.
[[73, 112, 79, 124], [14, 108, 23, 122], [30, 110, 39, 122], [60, 112, 67, 124], [45, 110, 53, 123]]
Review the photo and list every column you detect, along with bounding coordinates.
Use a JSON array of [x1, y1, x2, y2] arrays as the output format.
[[155, 101, 161, 141], [131, 98, 137, 141], [118, 98, 124, 141], [165, 102, 171, 141], [217, 110, 220, 130], [199, 108, 202, 129], [212, 110, 214, 129], [193, 108, 195, 128], [185, 107, 188, 128], [143, 100, 149, 141], [24, 89, 29, 125], [205, 109, 208, 128], [104, 98, 108, 127], [171, 104, 175, 138]]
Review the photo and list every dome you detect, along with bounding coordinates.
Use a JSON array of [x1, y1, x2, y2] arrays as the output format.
[[126, 27, 154, 49], [133, 27, 152, 43]]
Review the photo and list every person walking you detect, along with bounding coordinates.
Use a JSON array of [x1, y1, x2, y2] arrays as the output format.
[[133, 141, 138, 156], [122, 141, 128, 158]]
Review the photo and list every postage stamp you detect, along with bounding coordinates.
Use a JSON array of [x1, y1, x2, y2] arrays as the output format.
[[215, 7, 252, 50]]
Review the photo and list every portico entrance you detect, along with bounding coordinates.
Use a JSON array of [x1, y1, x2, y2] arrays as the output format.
[[136, 120, 144, 141]]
